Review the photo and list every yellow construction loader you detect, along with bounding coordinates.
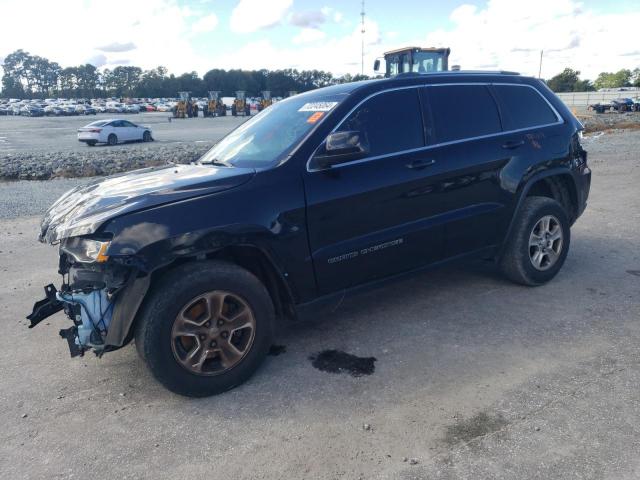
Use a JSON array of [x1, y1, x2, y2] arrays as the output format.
[[374, 47, 451, 77], [257, 90, 272, 112], [174, 91, 191, 118], [206, 91, 225, 117], [231, 91, 250, 117]]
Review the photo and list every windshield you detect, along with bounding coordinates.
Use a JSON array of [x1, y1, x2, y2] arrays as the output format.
[[199, 94, 344, 168], [411, 51, 445, 73]]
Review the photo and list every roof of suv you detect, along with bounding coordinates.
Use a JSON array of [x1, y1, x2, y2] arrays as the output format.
[[296, 71, 540, 100]]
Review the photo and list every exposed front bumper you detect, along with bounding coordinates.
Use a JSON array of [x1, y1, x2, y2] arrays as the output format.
[[27, 266, 151, 358], [27, 283, 115, 357]]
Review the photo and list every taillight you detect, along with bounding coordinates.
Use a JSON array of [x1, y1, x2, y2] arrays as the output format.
[[90, 129, 102, 133]]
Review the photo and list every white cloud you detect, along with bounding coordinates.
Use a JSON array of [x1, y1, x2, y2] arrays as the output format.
[[424, 0, 640, 79], [215, 19, 383, 75], [2, 0, 636, 82], [192, 14, 219, 33], [96, 42, 137, 53], [292, 28, 326, 45], [86, 53, 108, 67], [229, 0, 293, 33], [0, 0, 212, 75], [289, 10, 327, 28]]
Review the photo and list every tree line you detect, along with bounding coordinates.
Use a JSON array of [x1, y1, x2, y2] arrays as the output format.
[[1, 49, 370, 99], [3, 49, 639, 99], [546, 67, 640, 92]]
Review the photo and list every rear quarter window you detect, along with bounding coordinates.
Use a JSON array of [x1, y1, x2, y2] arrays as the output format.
[[492, 84, 559, 130], [425, 85, 501, 143]]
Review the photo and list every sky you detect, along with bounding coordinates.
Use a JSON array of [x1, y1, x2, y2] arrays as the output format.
[[0, 0, 638, 80]]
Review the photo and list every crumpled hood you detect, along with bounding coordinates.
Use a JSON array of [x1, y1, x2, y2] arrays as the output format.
[[39, 163, 255, 243]]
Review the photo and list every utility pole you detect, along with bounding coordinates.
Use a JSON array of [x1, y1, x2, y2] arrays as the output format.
[[361, 0, 365, 76], [538, 50, 543, 79]]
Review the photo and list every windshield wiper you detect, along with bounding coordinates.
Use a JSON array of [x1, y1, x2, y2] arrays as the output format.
[[202, 158, 231, 167]]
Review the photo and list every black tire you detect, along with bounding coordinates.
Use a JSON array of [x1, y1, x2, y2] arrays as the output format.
[[107, 134, 117, 146], [87, 141, 96, 147], [499, 196, 570, 286], [134, 260, 274, 397], [142, 130, 152, 142]]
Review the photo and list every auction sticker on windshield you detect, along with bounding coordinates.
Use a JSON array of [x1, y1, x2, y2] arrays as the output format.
[[298, 102, 338, 112], [306, 112, 324, 123]]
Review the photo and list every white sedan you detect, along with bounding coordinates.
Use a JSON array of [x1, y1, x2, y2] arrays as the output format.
[[77, 119, 153, 146]]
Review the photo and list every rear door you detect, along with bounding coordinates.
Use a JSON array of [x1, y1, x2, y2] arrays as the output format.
[[420, 84, 510, 257], [303, 87, 445, 294]]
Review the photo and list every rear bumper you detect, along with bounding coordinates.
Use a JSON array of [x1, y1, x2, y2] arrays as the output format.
[[575, 151, 591, 219], [78, 133, 101, 143]]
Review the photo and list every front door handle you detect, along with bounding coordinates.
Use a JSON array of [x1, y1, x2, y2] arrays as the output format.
[[406, 159, 436, 170], [502, 140, 525, 149]]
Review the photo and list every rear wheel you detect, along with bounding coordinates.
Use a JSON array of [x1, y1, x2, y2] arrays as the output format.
[[499, 196, 570, 286], [134, 261, 274, 397], [107, 134, 117, 146], [87, 141, 96, 147]]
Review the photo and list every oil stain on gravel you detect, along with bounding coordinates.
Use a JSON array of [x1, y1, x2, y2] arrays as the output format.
[[268, 344, 287, 356], [444, 412, 508, 446], [309, 349, 376, 377]]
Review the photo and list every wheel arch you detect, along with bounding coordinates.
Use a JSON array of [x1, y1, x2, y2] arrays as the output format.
[[110, 243, 296, 349], [500, 168, 578, 255]]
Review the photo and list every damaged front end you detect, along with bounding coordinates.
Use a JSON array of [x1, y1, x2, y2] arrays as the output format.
[[27, 236, 144, 358]]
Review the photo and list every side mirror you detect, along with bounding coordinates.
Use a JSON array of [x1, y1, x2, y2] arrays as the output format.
[[312, 131, 369, 169], [373, 59, 380, 72]]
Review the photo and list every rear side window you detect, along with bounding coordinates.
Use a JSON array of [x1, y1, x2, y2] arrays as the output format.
[[492, 85, 558, 130], [425, 85, 501, 143], [338, 88, 424, 157]]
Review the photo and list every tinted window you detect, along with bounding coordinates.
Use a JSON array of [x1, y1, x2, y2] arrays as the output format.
[[122, 121, 135, 127], [493, 85, 558, 130], [426, 85, 501, 143], [338, 88, 423, 157]]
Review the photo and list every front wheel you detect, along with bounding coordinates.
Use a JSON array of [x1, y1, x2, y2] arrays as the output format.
[[134, 261, 274, 397], [499, 196, 570, 286], [107, 134, 117, 146], [142, 130, 152, 142]]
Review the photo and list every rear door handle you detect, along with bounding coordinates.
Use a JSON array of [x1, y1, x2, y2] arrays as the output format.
[[406, 159, 436, 170], [502, 140, 525, 149]]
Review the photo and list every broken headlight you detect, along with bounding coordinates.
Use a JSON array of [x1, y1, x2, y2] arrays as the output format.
[[60, 237, 110, 263]]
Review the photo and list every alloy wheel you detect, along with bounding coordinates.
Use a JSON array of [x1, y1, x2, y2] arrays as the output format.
[[171, 291, 256, 376], [528, 215, 563, 271]]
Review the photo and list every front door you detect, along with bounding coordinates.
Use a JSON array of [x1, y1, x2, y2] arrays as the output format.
[[303, 87, 445, 295]]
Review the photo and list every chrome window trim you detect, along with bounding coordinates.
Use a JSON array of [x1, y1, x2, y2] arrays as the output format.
[[306, 82, 565, 173]]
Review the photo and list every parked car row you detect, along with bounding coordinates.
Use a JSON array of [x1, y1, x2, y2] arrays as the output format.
[[0, 97, 178, 117], [588, 97, 640, 114]]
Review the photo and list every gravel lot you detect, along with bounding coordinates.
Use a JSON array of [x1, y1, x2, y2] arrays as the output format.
[[0, 130, 639, 479], [0, 113, 246, 179]]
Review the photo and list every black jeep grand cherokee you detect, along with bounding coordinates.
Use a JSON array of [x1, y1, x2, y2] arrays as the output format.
[[29, 72, 590, 396]]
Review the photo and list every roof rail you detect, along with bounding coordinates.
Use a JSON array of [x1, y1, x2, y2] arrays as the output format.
[[394, 70, 521, 77]]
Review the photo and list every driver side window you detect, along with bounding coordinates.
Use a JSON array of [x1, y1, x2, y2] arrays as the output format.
[[337, 88, 424, 158]]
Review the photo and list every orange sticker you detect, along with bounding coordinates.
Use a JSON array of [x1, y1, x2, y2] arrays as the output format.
[[307, 111, 324, 124]]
